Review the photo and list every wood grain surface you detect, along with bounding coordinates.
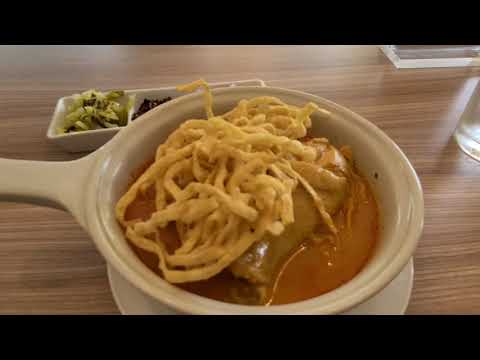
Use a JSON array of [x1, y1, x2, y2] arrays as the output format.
[[1, 45, 479, 314]]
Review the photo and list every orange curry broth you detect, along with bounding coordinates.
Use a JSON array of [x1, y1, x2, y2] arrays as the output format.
[[123, 156, 379, 305]]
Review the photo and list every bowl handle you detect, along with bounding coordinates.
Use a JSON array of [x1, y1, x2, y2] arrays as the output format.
[[0, 153, 98, 229]]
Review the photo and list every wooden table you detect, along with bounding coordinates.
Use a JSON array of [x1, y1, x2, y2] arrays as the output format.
[[1, 45, 479, 314]]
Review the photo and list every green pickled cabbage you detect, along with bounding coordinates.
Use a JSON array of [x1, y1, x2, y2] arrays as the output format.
[[57, 89, 133, 134]]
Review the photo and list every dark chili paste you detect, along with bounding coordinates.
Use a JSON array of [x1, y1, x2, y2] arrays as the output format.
[[132, 97, 172, 120]]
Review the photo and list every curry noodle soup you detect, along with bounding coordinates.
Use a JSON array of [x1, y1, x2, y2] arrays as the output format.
[[116, 80, 379, 306]]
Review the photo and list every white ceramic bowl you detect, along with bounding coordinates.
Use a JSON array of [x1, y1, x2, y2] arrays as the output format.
[[0, 86, 424, 314]]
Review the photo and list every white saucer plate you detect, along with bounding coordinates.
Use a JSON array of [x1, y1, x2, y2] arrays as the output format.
[[107, 258, 414, 315]]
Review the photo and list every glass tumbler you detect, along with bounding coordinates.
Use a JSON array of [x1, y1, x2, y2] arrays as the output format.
[[454, 80, 480, 161]]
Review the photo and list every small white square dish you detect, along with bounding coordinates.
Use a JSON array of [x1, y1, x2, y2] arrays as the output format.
[[46, 79, 266, 153], [46, 91, 135, 153]]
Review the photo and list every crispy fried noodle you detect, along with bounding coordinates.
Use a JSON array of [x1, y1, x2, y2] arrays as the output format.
[[115, 79, 336, 283]]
